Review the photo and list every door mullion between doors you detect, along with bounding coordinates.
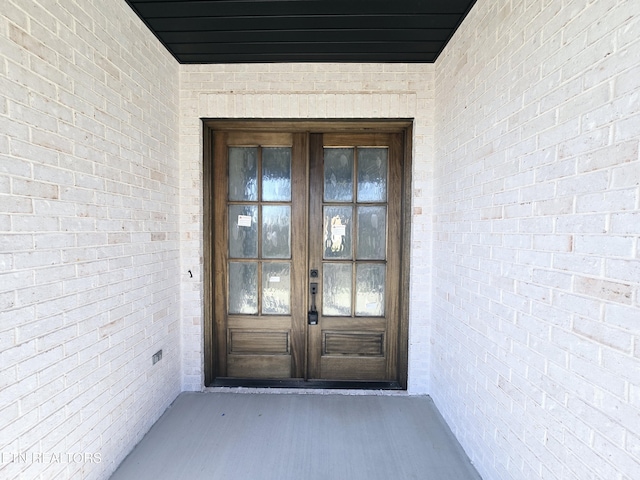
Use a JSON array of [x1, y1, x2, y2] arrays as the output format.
[[351, 146, 358, 318], [290, 132, 309, 379], [256, 147, 263, 317], [307, 133, 324, 380]]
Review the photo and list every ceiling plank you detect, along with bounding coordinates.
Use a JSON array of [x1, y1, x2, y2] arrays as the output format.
[[146, 15, 464, 32], [171, 41, 444, 55], [161, 29, 453, 44], [131, 0, 473, 18], [177, 52, 439, 63]]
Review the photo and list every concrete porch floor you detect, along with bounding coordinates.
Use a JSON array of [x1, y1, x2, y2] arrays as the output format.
[[109, 391, 482, 480]]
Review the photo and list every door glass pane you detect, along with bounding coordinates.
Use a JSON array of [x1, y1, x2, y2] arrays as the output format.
[[324, 148, 354, 202], [262, 205, 291, 259], [356, 264, 385, 316], [357, 206, 386, 260], [229, 205, 258, 258], [322, 263, 352, 316], [323, 206, 352, 260], [229, 262, 258, 314], [229, 147, 258, 201], [262, 147, 291, 201], [357, 148, 388, 202], [262, 262, 291, 315]]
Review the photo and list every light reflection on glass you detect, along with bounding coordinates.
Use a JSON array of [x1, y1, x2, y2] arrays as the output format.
[[262, 205, 291, 259], [356, 206, 386, 260], [357, 148, 388, 202], [262, 262, 291, 314], [355, 264, 385, 316], [322, 263, 352, 316], [324, 148, 354, 202], [228, 262, 258, 314], [323, 206, 352, 260], [262, 148, 291, 201], [228, 147, 258, 201], [229, 205, 258, 258]]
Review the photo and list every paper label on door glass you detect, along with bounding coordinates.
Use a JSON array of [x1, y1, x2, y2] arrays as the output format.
[[237, 215, 252, 227], [269, 276, 281, 283], [331, 224, 346, 237]]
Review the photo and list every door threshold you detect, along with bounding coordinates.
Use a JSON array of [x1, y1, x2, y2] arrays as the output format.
[[210, 378, 404, 391]]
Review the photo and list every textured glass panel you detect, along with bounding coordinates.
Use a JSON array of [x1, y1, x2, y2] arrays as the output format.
[[322, 263, 352, 316], [228, 147, 258, 201], [262, 147, 291, 201], [356, 264, 386, 316], [323, 206, 353, 260], [324, 148, 354, 202], [262, 262, 291, 315], [229, 205, 258, 258], [357, 148, 388, 202], [228, 262, 258, 314], [357, 206, 387, 260], [262, 206, 291, 259]]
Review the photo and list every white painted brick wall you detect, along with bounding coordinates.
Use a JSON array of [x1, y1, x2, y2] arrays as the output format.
[[434, 1, 640, 479], [179, 63, 436, 394], [0, 1, 181, 479]]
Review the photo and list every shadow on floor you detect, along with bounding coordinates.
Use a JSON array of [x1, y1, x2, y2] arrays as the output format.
[[110, 392, 482, 480]]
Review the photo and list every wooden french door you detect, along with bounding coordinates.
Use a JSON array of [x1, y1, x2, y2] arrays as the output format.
[[206, 121, 409, 388]]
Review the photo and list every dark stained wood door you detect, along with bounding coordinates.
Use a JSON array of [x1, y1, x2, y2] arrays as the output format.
[[209, 123, 407, 387]]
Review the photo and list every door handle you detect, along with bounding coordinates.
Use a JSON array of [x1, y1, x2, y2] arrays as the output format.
[[308, 282, 318, 325]]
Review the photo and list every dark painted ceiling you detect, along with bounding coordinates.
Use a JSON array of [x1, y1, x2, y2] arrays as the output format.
[[124, 0, 478, 63]]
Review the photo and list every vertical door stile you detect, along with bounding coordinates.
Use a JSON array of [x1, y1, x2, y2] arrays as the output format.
[[290, 132, 309, 379], [398, 127, 412, 389], [213, 131, 229, 377], [385, 132, 403, 380], [203, 127, 214, 384], [256, 146, 262, 317], [307, 133, 324, 380]]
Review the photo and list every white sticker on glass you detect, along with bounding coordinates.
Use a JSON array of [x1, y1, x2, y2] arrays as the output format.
[[331, 224, 346, 237], [269, 276, 281, 283], [237, 215, 252, 227]]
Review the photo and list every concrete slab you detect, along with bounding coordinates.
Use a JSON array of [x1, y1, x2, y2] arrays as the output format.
[[110, 392, 482, 480]]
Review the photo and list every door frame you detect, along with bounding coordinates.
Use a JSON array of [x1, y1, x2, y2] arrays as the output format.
[[202, 119, 413, 389]]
